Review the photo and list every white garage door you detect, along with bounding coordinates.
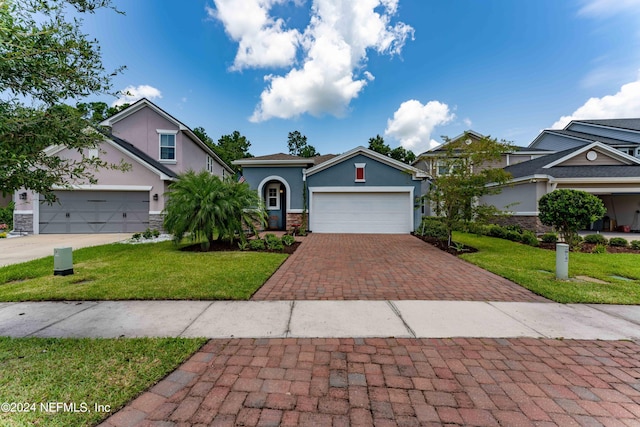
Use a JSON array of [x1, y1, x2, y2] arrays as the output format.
[[310, 192, 411, 233], [39, 191, 149, 234]]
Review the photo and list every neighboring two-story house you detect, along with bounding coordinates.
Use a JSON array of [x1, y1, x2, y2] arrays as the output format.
[[13, 98, 233, 234]]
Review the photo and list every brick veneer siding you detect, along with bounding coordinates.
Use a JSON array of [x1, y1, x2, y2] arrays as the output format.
[[286, 213, 303, 230]]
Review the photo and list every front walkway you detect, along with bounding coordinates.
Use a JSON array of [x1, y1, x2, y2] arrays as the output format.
[[252, 234, 548, 302]]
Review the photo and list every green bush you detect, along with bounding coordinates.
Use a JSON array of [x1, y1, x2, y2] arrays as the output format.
[[631, 240, 640, 250], [520, 230, 539, 247], [540, 232, 558, 244], [143, 228, 153, 239], [417, 217, 448, 241], [281, 235, 295, 246], [0, 232, 7, 239], [238, 241, 249, 251], [583, 234, 608, 245], [132, 232, 141, 240], [488, 225, 508, 239], [592, 244, 606, 254], [504, 230, 521, 242], [264, 233, 279, 243], [266, 239, 284, 251], [152, 229, 160, 238], [609, 237, 629, 247], [249, 239, 265, 250], [505, 224, 523, 234], [0, 201, 14, 230]]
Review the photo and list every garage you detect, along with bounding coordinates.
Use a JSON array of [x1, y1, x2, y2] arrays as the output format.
[[310, 191, 412, 233], [39, 191, 149, 234]]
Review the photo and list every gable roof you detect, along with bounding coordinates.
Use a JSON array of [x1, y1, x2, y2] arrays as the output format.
[[305, 146, 429, 180], [534, 129, 636, 148], [100, 98, 234, 174], [109, 134, 178, 180], [570, 118, 640, 132], [504, 142, 640, 180]]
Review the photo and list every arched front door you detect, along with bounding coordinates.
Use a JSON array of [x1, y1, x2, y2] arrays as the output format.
[[264, 180, 286, 230]]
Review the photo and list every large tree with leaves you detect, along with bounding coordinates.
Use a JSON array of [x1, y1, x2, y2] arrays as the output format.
[[368, 134, 415, 164], [424, 133, 514, 245], [0, 0, 125, 201], [287, 130, 318, 157]]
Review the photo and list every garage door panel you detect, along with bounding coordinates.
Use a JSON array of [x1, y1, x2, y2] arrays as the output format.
[[39, 191, 149, 234], [311, 192, 411, 234]]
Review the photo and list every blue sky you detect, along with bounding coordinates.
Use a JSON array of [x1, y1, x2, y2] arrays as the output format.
[[81, 0, 640, 156]]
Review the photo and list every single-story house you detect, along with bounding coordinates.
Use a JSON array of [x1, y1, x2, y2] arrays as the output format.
[[233, 146, 429, 234], [13, 98, 233, 234]]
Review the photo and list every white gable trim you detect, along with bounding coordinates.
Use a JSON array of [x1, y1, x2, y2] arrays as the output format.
[[105, 139, 175, 181], [542, 142, 640, 168], [305, 146, 428, 180], [257, 175, 292, 212]]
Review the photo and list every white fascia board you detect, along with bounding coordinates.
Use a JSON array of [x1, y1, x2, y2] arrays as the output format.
[[486, 174, 549, 187], [306, 146, 428, 180], [543, 141, 640, 168], [550, 177, 640, 184], [308, 186, 414, 193]]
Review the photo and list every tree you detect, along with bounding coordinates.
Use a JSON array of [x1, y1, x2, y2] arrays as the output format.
[[367, 134, 415, 164], [75, 101, 129, 124], [538, 189, 606, 249], [424, 133, 514, 245], [192, 127, 253, 173], [163, 171, 266, 249], [0, 0, 124, 200], [287, 131, 318, 157]]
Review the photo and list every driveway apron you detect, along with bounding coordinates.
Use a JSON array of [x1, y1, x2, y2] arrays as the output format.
[[252, 234, 548, 302]]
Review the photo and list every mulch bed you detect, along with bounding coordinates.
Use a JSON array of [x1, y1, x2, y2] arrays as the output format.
[[412, 234, 478, 256], [181, 240, 301, 254]]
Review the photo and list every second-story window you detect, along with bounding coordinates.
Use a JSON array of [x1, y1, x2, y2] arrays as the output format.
[[159, 132, 176, 161], [207, 156, 214, 173]]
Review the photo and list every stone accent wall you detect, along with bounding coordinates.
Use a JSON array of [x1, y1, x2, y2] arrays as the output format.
[[13, 213, 33, 234], [491, 215, 552, 234], [286, 213, 303, 229], [148, 214, 165, 233]]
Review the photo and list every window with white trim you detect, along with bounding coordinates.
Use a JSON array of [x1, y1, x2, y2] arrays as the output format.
[[355, 163, 366, 182], [266, 183, 280, 210], [206, 155, 214, 173], [159, 133, 176, 161]]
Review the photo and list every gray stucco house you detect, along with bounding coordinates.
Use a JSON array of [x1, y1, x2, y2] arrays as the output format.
[[13, 98, 233, 234], [234, 146, 429, 234]]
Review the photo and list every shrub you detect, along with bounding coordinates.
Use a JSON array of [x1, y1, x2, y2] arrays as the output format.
[[281, 235, 295, 246], [609, 237, 629, 247], [520, 230, 539, 247], [132, 232, 141, 240], [488, 224, 508, 239], [540, 233, 558, 244], [164, 171, 267, 249], [263, 233, 279, 244], [152, 229, 160, 238], [505, 224, 523, 234], [142, 228, 153, 239], [417, 217, 448, 241], [583, 234, 607, 245], [0, 232, 6, 239], [266, 239, 284, 251], [0, 202, 14, 230], [504, 230, 521, 242], [249, 239, 265, 250], [631, 240, 640, 250], [238, 241, 249, 251], [592, 244, 607, 254], [538, 189, 606, 249]]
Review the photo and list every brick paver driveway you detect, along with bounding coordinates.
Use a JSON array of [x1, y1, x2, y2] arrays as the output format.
[[252, 234, 547, 302], [102, 337, 640, 427]]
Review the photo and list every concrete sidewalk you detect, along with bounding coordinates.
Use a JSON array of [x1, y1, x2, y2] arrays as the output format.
[[1, 300, 639, 340]]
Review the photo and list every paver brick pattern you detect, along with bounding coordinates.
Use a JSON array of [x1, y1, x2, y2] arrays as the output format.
[[252, 234, 548, 302], [101, 337, 640, 427]]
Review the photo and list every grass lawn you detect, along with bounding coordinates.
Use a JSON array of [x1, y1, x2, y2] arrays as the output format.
[[0, 337, 206, 427], [454, 232, 640, 304], [0, 241, 288, 301]]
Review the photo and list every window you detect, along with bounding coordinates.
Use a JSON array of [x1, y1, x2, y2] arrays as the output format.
[[206, 156, 214, 173], [355, 163, 366, 182], [158, 131, 177, 161], [436, 160, 449, 176], [266, 184, 280, 210]]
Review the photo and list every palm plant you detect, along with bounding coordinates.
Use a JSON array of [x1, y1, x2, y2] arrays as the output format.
[[163, 170, 266, 249]]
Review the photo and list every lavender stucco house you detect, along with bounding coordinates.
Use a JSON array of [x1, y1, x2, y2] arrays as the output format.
[[13, 98, 233, 234]]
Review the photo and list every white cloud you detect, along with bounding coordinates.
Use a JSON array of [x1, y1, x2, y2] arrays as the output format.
[[209, 0, 413, 122], [207, 0, 301, 70], [463, 117, 472, 127], [112, 85, 162, 107], [551, 74, 640, 129], [578, 0, 640, 17], [384, 99, 454, 153]]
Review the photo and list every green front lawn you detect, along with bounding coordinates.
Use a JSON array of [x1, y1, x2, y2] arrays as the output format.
[[0, 242, 287, 301], [454, 232, 640, 304], [0, 337, 206, 427]]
